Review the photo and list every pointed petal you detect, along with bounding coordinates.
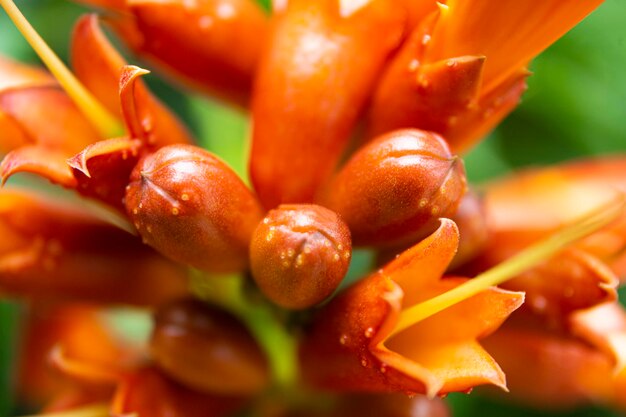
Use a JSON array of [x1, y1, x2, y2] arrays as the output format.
[[386, 279, 523, 394], [416, 55, 485, 110], [444, 69, 529, 152], [300, 222, 522, 395], [0, 86, 102, 153], [71, 14, 194, 147], [68, 137, 143, 210], [426, 0, 604, 92], [1, 146, 78, 187], [118, 64, 194, 146], [382, 219, 460, 303]]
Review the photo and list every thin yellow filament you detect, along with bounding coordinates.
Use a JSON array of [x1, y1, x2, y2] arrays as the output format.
[[17, 404, 111, 417], [392, 195, 625, 337], [0, 0, 123, 138]]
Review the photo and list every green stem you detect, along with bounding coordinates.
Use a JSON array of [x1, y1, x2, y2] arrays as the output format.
[[190, 272, 299, 388]]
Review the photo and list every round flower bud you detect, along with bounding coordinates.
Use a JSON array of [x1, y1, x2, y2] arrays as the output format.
[[150, 298, 270, 395], [250, 204, 352, 309], [319, 129, 467, 247], [125, 144, 264, 273]]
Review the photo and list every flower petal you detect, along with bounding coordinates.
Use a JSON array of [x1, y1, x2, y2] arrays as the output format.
[[71, 14, 194, 147], [425, 0, 604, 92], [0, 86, 102, 153], [0, 188, 188, 305], [300, 220, 523, 395], [1, 146, 77, 187], [67, 137, 143, 210]]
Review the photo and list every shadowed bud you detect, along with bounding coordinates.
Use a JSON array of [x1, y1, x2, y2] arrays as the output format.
[[125, 144, 264, 273], [150, 299, 270, 395], [320, 129, 466, 247], [250, 204, 351, 309]]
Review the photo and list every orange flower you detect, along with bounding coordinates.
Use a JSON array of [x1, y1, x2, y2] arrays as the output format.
[[474, 156, 626, 282], [367, 0, 604, 152], [0, 188, 188, 305], [300, 219, 523, 396]]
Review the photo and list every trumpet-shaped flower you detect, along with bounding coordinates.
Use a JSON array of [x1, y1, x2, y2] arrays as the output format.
[[300, 219, 524, 396], [367, 0, 604, 152]]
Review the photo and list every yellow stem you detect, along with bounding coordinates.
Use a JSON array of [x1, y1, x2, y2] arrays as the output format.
[[0, 0, 123, 138], [392, 195, 625, 337], [17, 404, 110, 417]]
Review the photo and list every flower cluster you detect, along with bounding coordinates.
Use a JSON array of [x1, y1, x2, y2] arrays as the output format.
[[0, 0, 624, 416]]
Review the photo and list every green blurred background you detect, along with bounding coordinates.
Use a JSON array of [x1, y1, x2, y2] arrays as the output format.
[[0, 0, 625, 416]]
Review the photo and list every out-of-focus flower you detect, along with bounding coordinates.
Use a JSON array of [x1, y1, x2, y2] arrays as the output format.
[[249, 0, 406, 208], [461, 158, 626, 410], [75, 0, 269, 107], [300, 219, 524, 396], [473, 156, 626, 282], [0, 188, 188, 305]]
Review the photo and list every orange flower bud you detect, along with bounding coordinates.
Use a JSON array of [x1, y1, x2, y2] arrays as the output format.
[[250, 0, 406, 208], [250, 204, 351, 309], [71, 14, 194, 147], [150, 299, 269, 395], [320, 129, 467, 247], [125, 144, 264, 273]]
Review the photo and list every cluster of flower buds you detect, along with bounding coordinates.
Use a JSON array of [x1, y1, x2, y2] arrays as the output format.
[[0, 0, 623, 416]]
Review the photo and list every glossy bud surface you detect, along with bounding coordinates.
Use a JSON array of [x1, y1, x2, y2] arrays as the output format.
[[250, 204, 351, 309], [320, 129, 467, 247], [125, 144, 263, 273], [150, 298, 269, 395]]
